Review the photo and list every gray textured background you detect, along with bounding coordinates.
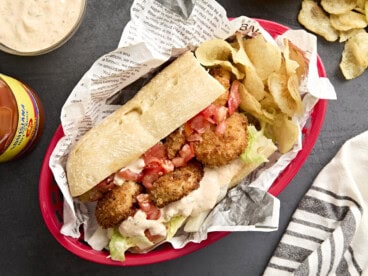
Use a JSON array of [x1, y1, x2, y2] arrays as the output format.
[[1, 1, 367, 275]]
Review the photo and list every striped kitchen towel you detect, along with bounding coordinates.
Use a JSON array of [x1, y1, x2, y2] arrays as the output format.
[[264, 130, 368, 275]]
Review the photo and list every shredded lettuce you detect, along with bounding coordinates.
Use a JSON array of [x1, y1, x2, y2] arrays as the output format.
[[109, 230, 131, 261], [108, 229, 154, 261], [108, 216, 185, 261], [240, 125, 270, 164], [166, 216, 186, 239]]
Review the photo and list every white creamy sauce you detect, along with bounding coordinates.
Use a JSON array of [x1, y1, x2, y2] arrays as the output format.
[[118, 159, 244, 239], [162, 159, 244, 218], [119, 210, 167, 239], [0, 0, 84, 52], [125, 158, 145, 174], [113, 158, 145, 186]]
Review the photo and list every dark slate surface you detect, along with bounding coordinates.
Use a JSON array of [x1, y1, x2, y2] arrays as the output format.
[[1, 1, 367, 275]]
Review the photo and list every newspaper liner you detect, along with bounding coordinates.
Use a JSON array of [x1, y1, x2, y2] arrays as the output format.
[[49, 0, 336, 253]]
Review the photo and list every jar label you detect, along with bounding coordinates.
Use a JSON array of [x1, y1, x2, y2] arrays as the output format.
[[0, 74, 40, 162]]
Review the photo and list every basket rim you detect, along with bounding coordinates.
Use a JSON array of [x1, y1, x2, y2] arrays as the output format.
[[39, 18, 328, 266]]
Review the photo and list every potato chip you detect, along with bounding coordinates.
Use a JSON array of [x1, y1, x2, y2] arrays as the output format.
[[232, 33, 254, 70], [365, 1, 368, 22], [330, 11, 368, 31], [339, 28, 366, 42], [271, 113, 299, 154], [298, 0, 339, 42], [260, 93, 279, 113], [321, 0, 357, 15], [238, 83, 274, 123], [278, 57, 298, 81], [232, 33, 266, 101], [195, 39, 245, 79], [287, 74, 304, 115], [356, 0, 366, 10], [283, 39, 308, 79], [267, 72, 303, 117], [281, 41, 302, 78], [242, 68, 267, 101], [196, 39, 233, 62], [340, 31, 368, 79], [243, 34, 282, 82], [229, 41, 240, 51]]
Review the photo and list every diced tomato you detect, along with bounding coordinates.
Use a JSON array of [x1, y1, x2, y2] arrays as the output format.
[[144, 229, 164, 243], [143, 142, 167, 164], [136, 194, 151, 211], [144, 160, 164, 172], [96, 174, 115, 193], [136, 194, 161, 220], [116, 169, 142, 182], [144, 159, 173, 174], [186, 103, 230, 139], [141, 142, 174, 187], [146, 207, 161, 220], [200, 104, 217, 123], [180, 143, 195, 162], [228, 80, 241, 115], [143, 157, 162, 167], [189, 104, 229, 134], [215, 120, 227, 135], [141, 166, 162, 189], [214, 106, 228, 124], [188, 114, 211, 134], [171, 156, 186, 167], [160, 159, 174, 173], [171, 143, 195, 167], [142, 162, 166, 189]]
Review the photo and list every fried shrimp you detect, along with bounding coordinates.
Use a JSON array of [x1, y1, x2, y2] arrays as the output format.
[[193, 112, 248, 167], [95, 181, 142, 228], [210, 67, 231, 106], [165, 128, 186, 159], [150, 162, 204, 208], [210, 67, 231, 90]]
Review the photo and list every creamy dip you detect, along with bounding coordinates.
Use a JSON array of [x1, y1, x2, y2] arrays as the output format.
[[0, 0, 85, 53]]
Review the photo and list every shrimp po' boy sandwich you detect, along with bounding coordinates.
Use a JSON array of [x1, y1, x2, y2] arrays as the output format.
[[66, 38, 302, 260]]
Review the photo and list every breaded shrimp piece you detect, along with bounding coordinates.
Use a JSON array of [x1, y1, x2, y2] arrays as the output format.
[[95, 181, 142, 228], [150, 162, 204, 208], [78, 174, 115, 202], [210, 67, 231, 106], [213, 91, 230, 107], [165, 128, 186, 159], [193, 112, 248, 167], [210, 67, 231, 90]]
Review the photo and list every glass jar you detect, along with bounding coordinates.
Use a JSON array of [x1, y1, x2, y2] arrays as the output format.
[[0, 74, 44, 162]]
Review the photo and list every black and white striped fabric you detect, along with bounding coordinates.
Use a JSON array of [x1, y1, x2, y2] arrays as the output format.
[[264, 131, 368, 275]]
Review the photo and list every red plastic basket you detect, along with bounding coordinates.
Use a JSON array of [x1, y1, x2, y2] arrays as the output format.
[[39, 19, 328, 266]]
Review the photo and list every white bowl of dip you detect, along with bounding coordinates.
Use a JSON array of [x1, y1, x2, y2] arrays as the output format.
[[0, 0, 87, 56]]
